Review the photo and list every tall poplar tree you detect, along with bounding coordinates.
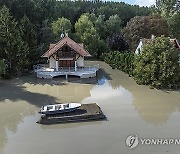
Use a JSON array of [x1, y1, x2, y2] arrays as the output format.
[[19, 15, 38, 68], [0, 6, 29, 74]]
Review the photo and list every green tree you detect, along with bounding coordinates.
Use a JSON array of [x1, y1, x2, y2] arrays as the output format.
[[75, 14, 106, 58], [0, 6, 29, 74], [134, 36, 180, 89], [106, 14, 122, 36], [75, 14, 94, 40], [51, 17, 72, 40], [19, 15, 38, 68], [0, 59, 6, 76], [38, 20, 55, 56], [94, 15, 107, 39], [155, 0, 180, 40], [104, 51, 134, 76], [123, 15, 169, 51], [155, 0, 178, 15], [0, 0, 151, 68], [81, 27, 106, 58], [108, 33, 129, 52], [168, 12, 180, 40]]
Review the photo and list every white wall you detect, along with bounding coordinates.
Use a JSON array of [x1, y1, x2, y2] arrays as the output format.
[[135, 40, 143, 54], [76, 54, 84, 67], [49, 53, 84, 68], [49, 56, 56, 68]]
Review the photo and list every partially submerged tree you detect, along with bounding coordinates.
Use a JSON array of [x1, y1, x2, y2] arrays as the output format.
[[0, 6, 29, 74], [134, 36, 180, 89]]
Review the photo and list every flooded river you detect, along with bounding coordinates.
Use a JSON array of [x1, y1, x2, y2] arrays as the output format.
[[0, 61, 180, 154]]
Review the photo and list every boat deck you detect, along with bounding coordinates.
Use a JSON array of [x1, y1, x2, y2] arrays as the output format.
[[37, 103, 106, 124]]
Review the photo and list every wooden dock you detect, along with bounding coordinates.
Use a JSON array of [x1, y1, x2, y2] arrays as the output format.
[[37, 103, 106, 124]]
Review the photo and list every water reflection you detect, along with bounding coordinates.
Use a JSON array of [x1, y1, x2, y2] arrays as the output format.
[[132, 89, 180, 126], [97, 76, 107, 85], [40, 121, 103, 130], [0, 61, 180, 154], [24, 82, 92, 103], [0, 77, 94, 154], [98, 61, 180, 126], [90, 82, 131, 100], [0, 78, 59, 107], [0, 100, 38, 154]]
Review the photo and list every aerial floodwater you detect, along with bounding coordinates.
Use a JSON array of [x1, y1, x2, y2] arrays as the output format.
[[0, 61, 180, 154]]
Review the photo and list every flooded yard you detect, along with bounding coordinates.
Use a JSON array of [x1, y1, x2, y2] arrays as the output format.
[[0, 61, 180, 154]]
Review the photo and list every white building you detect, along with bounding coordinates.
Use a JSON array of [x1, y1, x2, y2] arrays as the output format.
[[35, 36, 99, 79], [135, 35, 180, 55], [42, 36, 91, 70]]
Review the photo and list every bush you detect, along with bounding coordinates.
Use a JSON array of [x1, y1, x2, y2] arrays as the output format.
[[104, 51, 134, 76], [134, 36, 180, 89], [108, 33, 129, 52]]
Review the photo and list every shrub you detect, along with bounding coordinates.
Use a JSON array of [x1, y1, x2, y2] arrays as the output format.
[[134, 36, 180, 89], [104, 51, 134, 76]]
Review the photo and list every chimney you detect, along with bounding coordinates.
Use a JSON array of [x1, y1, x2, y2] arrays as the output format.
[[60, 33, 65, 38], [151, 34, 155, 39]]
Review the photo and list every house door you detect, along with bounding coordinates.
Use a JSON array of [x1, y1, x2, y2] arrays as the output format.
[[59, 60, 75, 67]]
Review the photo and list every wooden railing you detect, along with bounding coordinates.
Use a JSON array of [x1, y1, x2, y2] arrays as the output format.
[[34, 64, 99, 73]]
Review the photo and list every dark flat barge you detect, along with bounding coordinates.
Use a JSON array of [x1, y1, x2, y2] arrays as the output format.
[[37, 103, 106, 124]]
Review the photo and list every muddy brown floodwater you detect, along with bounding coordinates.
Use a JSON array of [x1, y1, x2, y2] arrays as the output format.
[[0, 61, 180, 154]]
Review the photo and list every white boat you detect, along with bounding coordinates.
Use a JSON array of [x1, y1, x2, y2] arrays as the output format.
[[39, 103, 81, 115]]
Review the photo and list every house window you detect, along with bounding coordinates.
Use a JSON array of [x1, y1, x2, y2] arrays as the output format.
[[57, 46, 76, 58]]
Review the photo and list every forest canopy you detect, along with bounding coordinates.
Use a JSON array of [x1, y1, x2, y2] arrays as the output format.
[[0, 0, 179, 78]]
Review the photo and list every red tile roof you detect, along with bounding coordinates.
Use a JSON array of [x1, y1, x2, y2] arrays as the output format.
[[42, 36, 91, 57], [141, 38, 151, 45], [141, 38, 180, 49], [49, 44, 56, 49], [170, 39, 180, 49]]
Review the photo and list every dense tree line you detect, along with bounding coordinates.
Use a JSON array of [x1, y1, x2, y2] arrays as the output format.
[[104, 36, 180, 89], [0, 0, 179, 82], [154, 0, 180, 40], [104, 51, 134, 76], [123, 15, 169, 50], [0, 0, 150, 77]]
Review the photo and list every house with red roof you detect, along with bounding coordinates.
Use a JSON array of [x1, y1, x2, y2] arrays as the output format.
[[135, 35, 180, 54], [35, 36, 99, 79], [42, 36, 91, 70]]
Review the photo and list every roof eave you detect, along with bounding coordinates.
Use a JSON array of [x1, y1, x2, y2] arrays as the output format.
[[85, 54, 92, 57], [41, 55, 48, 58]]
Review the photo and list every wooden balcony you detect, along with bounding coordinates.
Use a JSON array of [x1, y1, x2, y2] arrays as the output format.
[[33, 64, 99, 79]]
